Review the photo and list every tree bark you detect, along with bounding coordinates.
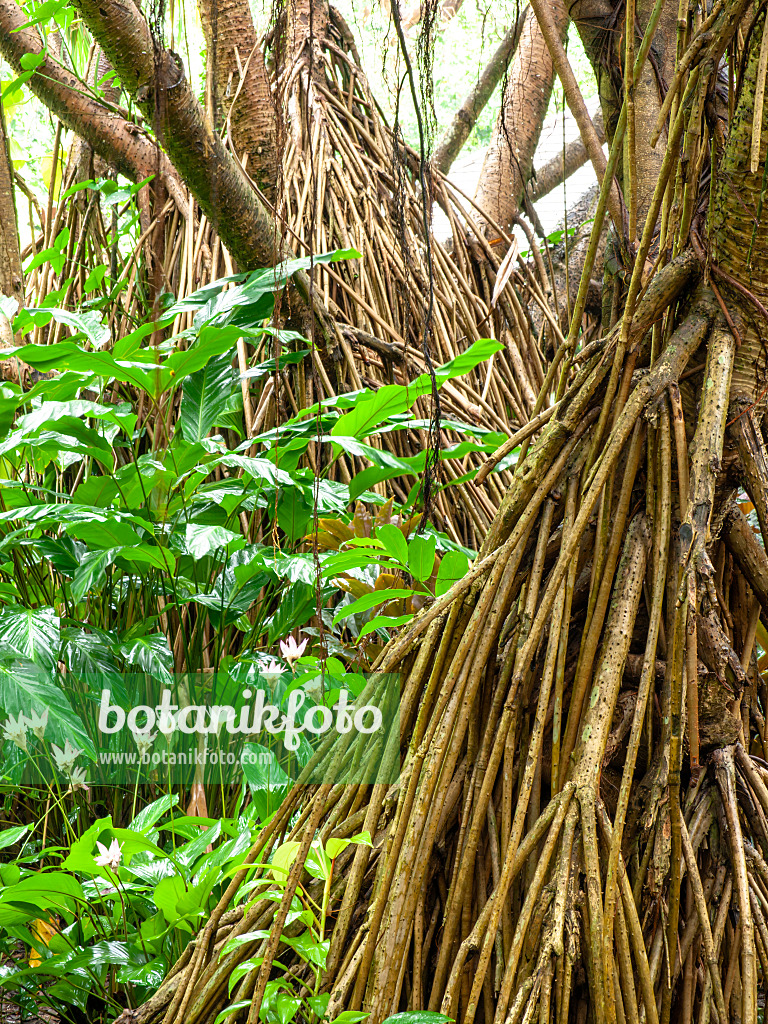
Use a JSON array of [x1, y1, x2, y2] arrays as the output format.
[[197, 0, 278, 198], [70, 0, 281, 271], [474, 1, 568, 233], [0, 0, 186, 209], [432, 6, 527, 176], [0, 93, 22, 334]]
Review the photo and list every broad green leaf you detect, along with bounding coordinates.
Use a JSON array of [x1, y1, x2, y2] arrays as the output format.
[[435, 550, 470, 597], [332, 589, 416, 625], [0, 825, 28, 850], [376, 523, 408, 566], [184, 524, 243, 560], [270, 840, 300, 881], [407, 535, 437, 582], [382, 1015, 453, 1024], [0, 606, 59, 669], [130, 793, 179, 833], [330, 339, 502, 440], [0, 658, 94, 755], [358, 613, 413, 639], [70, 548, 119, 602], [179, 351, 236, 442]]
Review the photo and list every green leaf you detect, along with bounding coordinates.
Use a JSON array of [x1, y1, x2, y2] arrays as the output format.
[[184, 524, 243, 560], [330, 339, 502, 440], [23, 307, 109, 348], [214, 1002, 253, 1024], [0, 605, 59, 669], [358, 613, 413, 639], [0, 658, 94, 755], [0, 825, 28, 850], [270, 840, 300, 881], [435, 550, 470, 597], [376, 523, 408, 566], [130, 793, 179, 833], [382, 1016, 454, 1024], [179, 351, 236, 442], [332, 589, 415, 625], [0, 871, 83, 916], [70, 547, 119, 602], [407, 535, 437, 582], [153, 875, 188, 925]]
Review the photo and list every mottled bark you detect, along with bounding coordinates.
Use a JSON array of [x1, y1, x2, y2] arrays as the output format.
[[198, 0, 278, 198], [70, 0, 280, 270], [0, 94, 22, 327], [432, 6, 526, 176], [474, 2, 568, 234]]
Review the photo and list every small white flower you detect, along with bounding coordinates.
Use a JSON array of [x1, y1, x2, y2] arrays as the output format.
[[279, 635, 308, 669], [94, 838, 122, 872], [68, 766, 89, 793], [259, 658, 285, 689], [130, 728, 157, 757], [51, 740, 82, 775], [2, 714, 27, 752], [27, 708, 48, 742]]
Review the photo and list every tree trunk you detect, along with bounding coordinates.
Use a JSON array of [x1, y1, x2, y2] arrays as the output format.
[[528, 109, 604, 201], [0, 0, 187, 210], [70, 0, 281, 271], [474, 0, 568, 234], [0, 92, 22, 343], [197, 0, 278, 198], [432, 5, 527, 176]]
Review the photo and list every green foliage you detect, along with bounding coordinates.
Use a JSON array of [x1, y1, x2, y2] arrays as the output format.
[[0, 249, 505, 1020]]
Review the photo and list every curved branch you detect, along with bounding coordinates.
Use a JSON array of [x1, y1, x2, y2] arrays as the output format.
[[432, 6, 527, 176], [70, 0, 281, 270], [0, 0, 186, 209]]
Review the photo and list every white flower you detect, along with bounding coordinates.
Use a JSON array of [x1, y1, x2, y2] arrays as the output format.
[[259, 658, 285, 689], [2, 714, 27, 752], [68, 767, 89, 793], [94, 838, 122, 872], [27, 708, 48, 742], [130, 728, 157, 757], [51, 740, 82, 775], [279, 635, 308, 669]]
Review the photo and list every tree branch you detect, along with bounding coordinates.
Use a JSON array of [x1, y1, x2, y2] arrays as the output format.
[[70, 0, 281, 270], [0, 0, 186, 210]]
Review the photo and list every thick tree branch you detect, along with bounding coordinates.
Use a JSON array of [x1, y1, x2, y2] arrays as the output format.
[[474, 3, 567, 233], [0, 0, 186, 209], [528, 0, 624, 234], [0, 93, 22, 325], [70, 0, 281, 270], [529, 109, 604, 202]]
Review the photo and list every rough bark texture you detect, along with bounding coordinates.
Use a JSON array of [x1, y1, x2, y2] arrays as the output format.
[[198, 0, 278, 198], [0, 95, 22, 325], [70, 0, 281, 270], [432, 7, 526, 176], [474, 1, 568, 233]]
